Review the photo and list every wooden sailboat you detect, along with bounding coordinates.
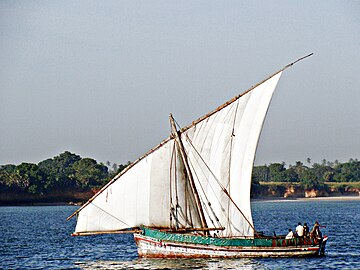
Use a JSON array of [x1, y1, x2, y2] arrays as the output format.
[[67, 54, 328, 258]]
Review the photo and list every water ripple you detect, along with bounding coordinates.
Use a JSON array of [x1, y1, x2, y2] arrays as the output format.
[[1, 201, 359, 269]]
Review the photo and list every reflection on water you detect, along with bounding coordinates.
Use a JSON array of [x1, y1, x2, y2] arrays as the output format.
[[76, 258, 259, 270]]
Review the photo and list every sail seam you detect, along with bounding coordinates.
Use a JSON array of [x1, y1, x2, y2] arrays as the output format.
[[182, 130, 257, 234], [227, 98, 240, 235]]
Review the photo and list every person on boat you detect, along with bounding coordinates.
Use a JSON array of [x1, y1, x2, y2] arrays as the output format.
[[303, 222, 309, 238], [295, 222, 304, 238], [285, 229, 294, 239], [310, 221, 326, 239]]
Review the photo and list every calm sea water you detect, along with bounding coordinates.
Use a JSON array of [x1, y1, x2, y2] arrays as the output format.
[[1, 199, 359, 269]]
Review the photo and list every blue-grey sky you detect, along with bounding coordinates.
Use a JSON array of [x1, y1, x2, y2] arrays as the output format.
[[1, 0, 359, 166]]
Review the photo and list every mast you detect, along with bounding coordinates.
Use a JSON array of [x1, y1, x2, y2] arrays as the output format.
[[169, 113, 208, 232]]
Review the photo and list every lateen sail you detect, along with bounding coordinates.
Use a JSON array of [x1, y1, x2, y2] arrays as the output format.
[[71, 70, 283, 238], [181, 72, 282, 237], [74, 139, 202, 234]]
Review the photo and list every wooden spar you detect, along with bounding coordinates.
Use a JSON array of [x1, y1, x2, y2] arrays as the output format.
[[138, 226, 225, 233], [67, 53, 313, 221], [169, 113, 209, 233], [73, 226, 225, 236], [72, 229, 142, 236], [179, 53, 313, 133], [161, 227, 225, 233]]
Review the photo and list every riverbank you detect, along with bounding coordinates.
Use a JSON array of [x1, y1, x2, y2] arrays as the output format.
[[252, 182, 360, 199], [1, 182, 359, 206], [1, 195, 359, 206], [0, 190, 95, 206], [252, 195, 360, 203]]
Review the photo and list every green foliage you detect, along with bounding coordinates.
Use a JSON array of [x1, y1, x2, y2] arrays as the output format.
[[1, 153, 359, 197], [72, 158, 108, 189], [0, 167, 23, 192], [291, 161, 307, 175], [252, 158, 360, 190], [299, 169, 325, 190], [38, 151, 81, 190], [268, 163, 286, 182], [0, 151, 124, 196], [311, 163, 334, 182], [283, 167, 299, 182], [333, 160, 360, 182], [1, 164, 16, 173], [252, 165, 269, 183], [16, 163, 47, 194]]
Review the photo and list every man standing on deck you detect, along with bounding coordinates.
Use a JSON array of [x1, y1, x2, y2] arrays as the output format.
[[310, 221, 326, 239], [296, 222, 304, 238]]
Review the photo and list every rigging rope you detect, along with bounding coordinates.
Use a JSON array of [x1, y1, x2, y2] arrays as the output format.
[[90, 203, 130, 227], [169, 138, 175, 228], [174, 117, 258, 235], [187, 158, 223, 229], [186, 146, 249, 236], [170, 136, 197, 229], [174, 119, 228, 224], [226, 98, 240, 235]]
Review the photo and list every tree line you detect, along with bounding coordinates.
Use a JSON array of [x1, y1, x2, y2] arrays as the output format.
[[1, 152, 359, 196], [252, 158, 360, 190], [0, 151, 127, 196]]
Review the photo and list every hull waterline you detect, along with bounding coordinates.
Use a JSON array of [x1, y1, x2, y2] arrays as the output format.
[[134, 228, 328, 258]]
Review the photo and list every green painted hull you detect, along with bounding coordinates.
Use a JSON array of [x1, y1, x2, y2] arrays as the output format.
[[134, 227, 327, 258]]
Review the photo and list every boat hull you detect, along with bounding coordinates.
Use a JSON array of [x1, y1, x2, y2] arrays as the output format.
[[134, 230, 327, 258]]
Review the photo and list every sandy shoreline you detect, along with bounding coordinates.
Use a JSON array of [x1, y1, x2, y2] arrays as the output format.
[[252, 196, 360, 203]]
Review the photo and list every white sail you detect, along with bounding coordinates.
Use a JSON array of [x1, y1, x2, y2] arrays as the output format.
[[74, 139, 202, 234], [71, 71, 282, 237], [180, 72, 282, 237]]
